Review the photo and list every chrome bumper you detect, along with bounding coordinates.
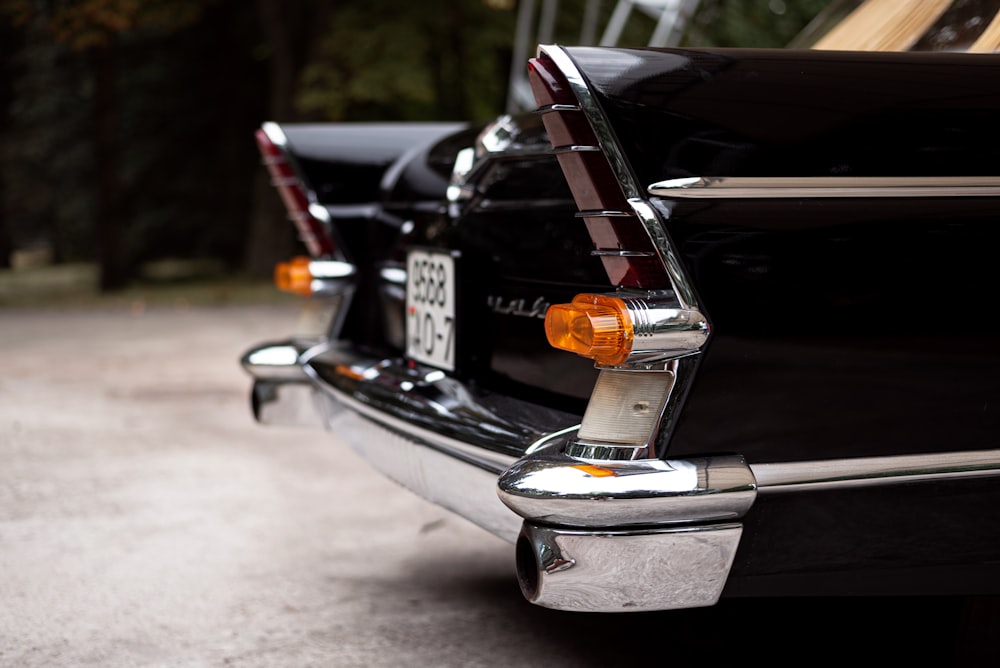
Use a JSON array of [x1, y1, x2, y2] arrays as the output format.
[[243, 339, 757, 612]]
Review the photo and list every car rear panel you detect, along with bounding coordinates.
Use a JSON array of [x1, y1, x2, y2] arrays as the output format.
[[561, 46, 1000, 462]]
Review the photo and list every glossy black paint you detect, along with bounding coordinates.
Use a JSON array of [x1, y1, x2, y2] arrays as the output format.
[[269, 44, 1000, 603], [913, 0, 997, 51], [727, 476, 1000, 597], [546, 46, 1000, 596], [567, 47, 1000, 183], [661, 195, 1000, 463], [279, 115, 604, 412], [380, 114, 606, 411], [563, 47, 1000, 461], [283, 123, 464, 204]]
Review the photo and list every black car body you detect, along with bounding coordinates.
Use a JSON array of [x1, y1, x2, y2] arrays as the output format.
[[243, 43, 1000, 611]]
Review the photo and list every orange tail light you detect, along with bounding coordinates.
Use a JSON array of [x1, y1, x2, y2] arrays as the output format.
[[275, 256, 315, 296], [544, 294, 634, 366]]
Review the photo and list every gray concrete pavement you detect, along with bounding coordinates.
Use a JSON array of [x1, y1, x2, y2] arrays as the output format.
[[0, 305, 978, 666]]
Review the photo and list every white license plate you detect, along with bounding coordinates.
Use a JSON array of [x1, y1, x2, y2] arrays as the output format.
[[406, 250, 456, 371]]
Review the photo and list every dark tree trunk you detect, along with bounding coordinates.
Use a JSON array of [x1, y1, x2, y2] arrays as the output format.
[[92, 40, 126, 291], [242, 0, 310, 277], [0, 17, 19, 269]]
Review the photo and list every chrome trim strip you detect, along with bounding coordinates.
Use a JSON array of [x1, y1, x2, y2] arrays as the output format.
[[590, 250, 657, 257], [628, 198, 700, 311], [477, 197, 576, 211], [752, 449, 1000, 493], [649, 176, 1000, 199], [552, 144, 603, 153], [536, 103, 581, 112], [539, 46, 641, 199], [575, 209, 632, 217]]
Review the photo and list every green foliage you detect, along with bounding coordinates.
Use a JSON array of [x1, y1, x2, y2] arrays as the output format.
[[686, 0, 834, 48], [0, 0, 837, 282], [0, 0, 210, 49], [0, 0, 265, 275], [1, 25, 95, 261], [298, 0, 516, 122]]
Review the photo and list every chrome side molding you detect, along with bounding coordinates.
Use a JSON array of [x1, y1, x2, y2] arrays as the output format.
[[753, 449, 1000, 492], [649, 175, 1000, 199]]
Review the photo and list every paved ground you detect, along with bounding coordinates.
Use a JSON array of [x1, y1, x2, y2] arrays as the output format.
[[0, 305, 990, 666]]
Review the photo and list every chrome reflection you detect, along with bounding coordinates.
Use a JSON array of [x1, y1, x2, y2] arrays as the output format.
[[241, 340, 313, 380], [327, 402, 523, 542], [260, 121, 288, 148], [566, 355, 700, 460], [242, 339, 331, 428], [753, 449, 1000, 492], [498, 449, 755, 528], [516, 521, 742, 612], [537, 45, 710, 462], [649, 175, 1000, 199], [308, 259, 356, 279], [447, 114, 553, 206], [301, 344, 580, 462], [616, 292, 709, 364], [250, 380, 330, 428]]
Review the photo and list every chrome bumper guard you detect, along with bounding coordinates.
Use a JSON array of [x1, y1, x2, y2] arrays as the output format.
[[242, 339, 758, 612]]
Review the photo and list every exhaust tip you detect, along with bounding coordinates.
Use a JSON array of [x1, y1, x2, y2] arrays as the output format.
[[515, 532, 540, 602]]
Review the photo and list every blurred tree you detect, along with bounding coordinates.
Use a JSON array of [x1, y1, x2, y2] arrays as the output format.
[[0, 0, 836, 287], [297, 0, 515, 121], [243, 0, 517, 276], [243, 0, 332, 278], [0, 12, 19, 268], [686, 0, 833, 47], [1, 18, 94, 267], [0, 0, 216, 289]]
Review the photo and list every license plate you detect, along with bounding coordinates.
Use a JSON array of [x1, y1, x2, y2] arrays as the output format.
[[406, 249, 456, 371]]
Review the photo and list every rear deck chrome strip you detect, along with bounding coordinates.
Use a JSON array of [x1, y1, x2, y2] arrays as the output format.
[[650, 176, 1000, 199], [752, 449, 1000, 493]]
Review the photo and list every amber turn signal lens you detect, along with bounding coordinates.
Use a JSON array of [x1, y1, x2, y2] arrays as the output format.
[[274, 256, 314, 296], [544, 293, 633, 366]]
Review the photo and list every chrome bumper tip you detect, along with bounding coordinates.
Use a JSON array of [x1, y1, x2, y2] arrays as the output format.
[[241, 339, 756, 611], [515, 521, 742, 612], [499, 449, 756, 611], [497, 450, 756, 528], [242, 339, 337, 428]]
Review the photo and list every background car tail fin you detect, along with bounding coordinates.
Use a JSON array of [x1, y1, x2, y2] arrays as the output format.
[[254, 122, 336, 258]]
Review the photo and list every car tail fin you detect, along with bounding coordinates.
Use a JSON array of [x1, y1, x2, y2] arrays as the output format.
[[527, 51, 666, 290], [254, 122, 336, 258]]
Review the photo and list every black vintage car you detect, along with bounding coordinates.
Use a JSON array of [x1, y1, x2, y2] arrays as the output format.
[[243, 34, 1000, 611]]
